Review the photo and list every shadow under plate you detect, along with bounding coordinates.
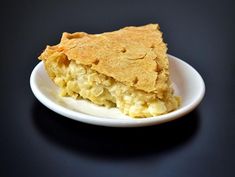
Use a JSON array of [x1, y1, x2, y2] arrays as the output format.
[[31, 100, 200, 160]]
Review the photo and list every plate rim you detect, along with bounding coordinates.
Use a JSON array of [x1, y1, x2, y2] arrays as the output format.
[[30, 54, 205, 127]]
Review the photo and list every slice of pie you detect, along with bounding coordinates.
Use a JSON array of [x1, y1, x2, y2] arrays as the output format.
[[39, 24, 180, 118]]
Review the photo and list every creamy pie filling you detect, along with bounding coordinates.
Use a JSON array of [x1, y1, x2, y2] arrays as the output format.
[[45, 53, 180, 118]]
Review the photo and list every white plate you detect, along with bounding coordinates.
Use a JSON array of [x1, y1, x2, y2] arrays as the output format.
[[30, 54, 205, 127]]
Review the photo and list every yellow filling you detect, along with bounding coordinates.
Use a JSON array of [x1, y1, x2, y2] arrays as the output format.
[[44, 53, 180, 118]]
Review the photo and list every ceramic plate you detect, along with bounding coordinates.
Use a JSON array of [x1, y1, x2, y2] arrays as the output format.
[[30, 54, 205, 127]]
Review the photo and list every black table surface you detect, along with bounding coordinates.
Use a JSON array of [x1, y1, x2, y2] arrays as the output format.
[[1, 0, 235, 177]]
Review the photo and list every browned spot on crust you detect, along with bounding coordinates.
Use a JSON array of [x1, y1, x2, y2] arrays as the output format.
[[121, 47, 127, 53], [92, 59, 100, 65], [133, 77, 139, 84]]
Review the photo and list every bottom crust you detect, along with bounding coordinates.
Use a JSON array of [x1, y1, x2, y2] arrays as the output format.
[[44, 53, 180, 118]]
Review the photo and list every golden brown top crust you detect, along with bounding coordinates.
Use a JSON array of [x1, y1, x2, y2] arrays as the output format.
[[39, 24, 169, 96]]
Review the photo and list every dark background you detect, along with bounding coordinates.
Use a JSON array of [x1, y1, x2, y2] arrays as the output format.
[[1, 0, 235, 177]]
